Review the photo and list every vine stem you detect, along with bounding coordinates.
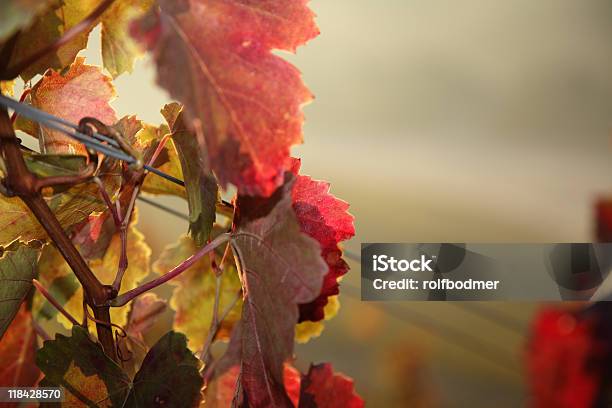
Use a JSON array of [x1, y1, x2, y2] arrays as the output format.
[[110, 233, 232, 307], [0, 0, 116, 80], [0, 107, 117, 361]]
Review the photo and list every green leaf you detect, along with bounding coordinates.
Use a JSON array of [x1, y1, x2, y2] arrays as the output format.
[[0, 241, 42, 341], [0, 0, 53, 41], [162, 103, 218, 246], [136, 122, 186, 199], [24, 152, 88, 178], [37, 326, 130, 407], [124, 331, 204, 407], [37, 329, 203, 407], [101, 0, 154, 78]]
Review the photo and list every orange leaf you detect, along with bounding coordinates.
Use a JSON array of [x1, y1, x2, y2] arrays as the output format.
[[28, 57, 117, 156]]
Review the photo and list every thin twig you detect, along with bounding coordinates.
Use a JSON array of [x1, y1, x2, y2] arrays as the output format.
[[201, 290, 242, 378], [110, 233, 232, 307], [31, 317, 51, 342], [32, 279, 79, 326]]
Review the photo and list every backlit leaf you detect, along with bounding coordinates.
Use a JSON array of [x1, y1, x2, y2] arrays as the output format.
[[101, 0, 154, 78], [0, 240, 41, 340], [36, 326, 131, 407], [136, 122, 186, 198], [26, 57, 117, 156], [162, 103, 217, 246], [35, 216, 150, 329], [0, 153, 121, 248], [0, 304, 40, 389], [206, 364, 300, 408], [295, 296, 339, 344], [226, 174, 327, 406], [288, 158, 355, 323], [153, 234, 241, 352], [298, 363, 364, 408], [0, 80, 15, 96], [132, 0, 319, 196]]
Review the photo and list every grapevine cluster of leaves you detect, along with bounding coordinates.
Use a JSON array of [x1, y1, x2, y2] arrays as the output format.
[[0, 0, 362, 407]]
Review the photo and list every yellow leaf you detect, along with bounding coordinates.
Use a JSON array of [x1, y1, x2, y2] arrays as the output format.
[[295, 296, 340, 344], [0, 177, 118, 246], [153, 235, 241, 352], [101, 0, 154, 78], [0, 80, 15, 96], [34, 212, 150, 330], [136, 124, 186, 198], [10, 0, 98, 81]]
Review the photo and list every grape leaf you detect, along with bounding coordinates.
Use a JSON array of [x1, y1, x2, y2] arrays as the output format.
[[0, 240, 42, 340], [298, 364, 364, 408], [7, 0, 97, 81], [153, 234, 241, 352], [295, 296, 339, 344], [0, 146, 121, 247], [25, 57, 117, 156], [206, 364, 301, 408], [227, 174, 327, 406], [132, 0, 319, 196], [34, 216, 151, 329], [124, 331, 204, 407], [37, 328, 203, 407], [119, 293, 167, 377], [101, 0, 154, 78], [162, 102, 218, 246], [135, 121, 187, 199], [0, 304, 40, 390], [37, 326, 131, 407], [288, 158, 355, 323], [0, 0, 53, 41], [0, 80, 15, 96]]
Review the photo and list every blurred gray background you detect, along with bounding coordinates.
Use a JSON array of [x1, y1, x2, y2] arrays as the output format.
[[73, 1, 612, 406]]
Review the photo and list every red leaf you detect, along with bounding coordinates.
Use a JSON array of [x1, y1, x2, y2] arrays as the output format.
[[298, 363, 364, 408], [596, 199, 612, 242], [28, 57, 117, 156], [288, 158, 355, 322], [131, 0, 319, 196], [228, 174, 327, 406], [527, 308, 604, 408], [207, 364, 301, 407], [0, 304, 40, 391]]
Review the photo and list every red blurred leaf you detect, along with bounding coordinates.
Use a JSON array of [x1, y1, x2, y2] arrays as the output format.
[[228, 175, 327, 406], [0, 304, 40, 391], [298, 363, 364, 408], [131, 0, 319, 196], [527, 308, 605, 408], [288, 158, 355, 322], [596, 199, 612, 242]]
